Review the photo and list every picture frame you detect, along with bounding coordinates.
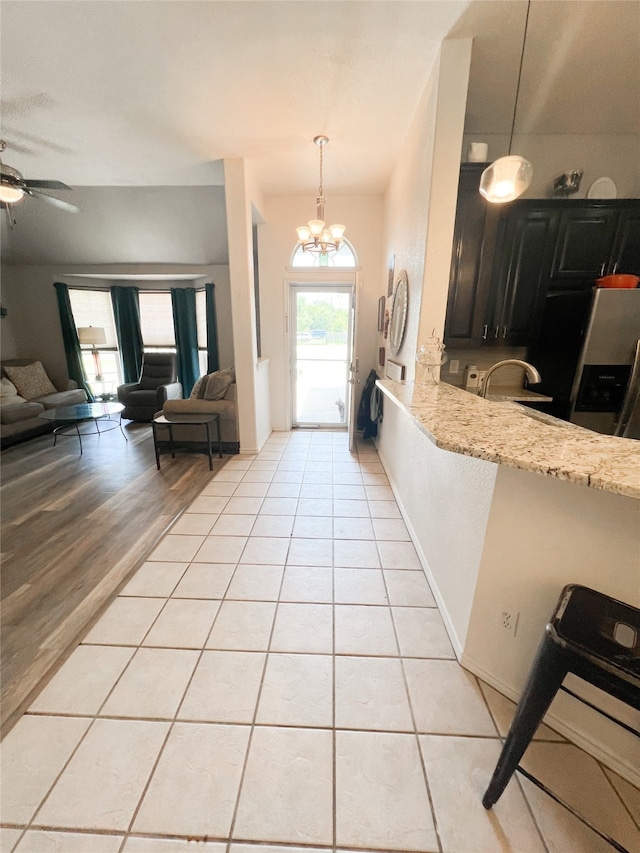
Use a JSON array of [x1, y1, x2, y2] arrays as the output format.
[[386, 359, 406, 382], [378, 347, 386, 367], [387, 254, 395, 298], [377, 296, 386, 332]]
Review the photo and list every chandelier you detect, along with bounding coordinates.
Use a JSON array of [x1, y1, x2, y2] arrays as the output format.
[[296, 136, 345, 256]]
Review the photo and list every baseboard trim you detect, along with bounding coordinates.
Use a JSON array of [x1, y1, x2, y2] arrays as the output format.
[[375, 438, 640, 788], [460, 651, 640, 788], [375, 440, 464, 659]]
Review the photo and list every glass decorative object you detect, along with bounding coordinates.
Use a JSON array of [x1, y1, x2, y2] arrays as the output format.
[[416, 332, 448, 385]]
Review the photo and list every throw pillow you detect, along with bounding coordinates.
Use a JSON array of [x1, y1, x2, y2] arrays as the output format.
[[203, 371, 233, 401], [4, 362, 57, 400], [189, 375, 208, 399], [0, 377, 18, 397]]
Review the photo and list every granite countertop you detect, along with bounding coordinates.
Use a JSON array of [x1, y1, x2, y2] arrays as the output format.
[[483, 386, 553, 403], [377, 379, 640, 499]]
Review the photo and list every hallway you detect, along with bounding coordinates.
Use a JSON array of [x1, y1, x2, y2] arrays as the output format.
[[2, 431, 638, 852]]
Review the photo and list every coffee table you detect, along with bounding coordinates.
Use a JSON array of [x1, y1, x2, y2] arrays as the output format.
[[152, 413, 221, 470], [40, 402, 127, 454]]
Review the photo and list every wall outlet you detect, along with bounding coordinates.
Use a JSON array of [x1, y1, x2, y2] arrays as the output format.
[[449, 359, 460, 374], [501, 609, 520, 636]]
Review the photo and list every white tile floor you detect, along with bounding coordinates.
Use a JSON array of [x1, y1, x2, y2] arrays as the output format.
[[2, 430, 639, 853]]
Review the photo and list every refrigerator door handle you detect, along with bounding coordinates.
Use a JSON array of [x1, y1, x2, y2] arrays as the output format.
[[614, 339, 640, 437]]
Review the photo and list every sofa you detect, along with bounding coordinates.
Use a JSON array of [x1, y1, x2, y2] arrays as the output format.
[[1, 359, 88, 447], [154, 368, 239, 454]]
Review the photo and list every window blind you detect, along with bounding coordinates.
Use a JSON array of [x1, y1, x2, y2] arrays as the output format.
[[69, 288, 118, 348], [139, 291, 176, 348], [195, 289, 207, 349]]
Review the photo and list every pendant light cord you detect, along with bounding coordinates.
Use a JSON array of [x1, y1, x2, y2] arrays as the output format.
[[509, 0, 531, 156]]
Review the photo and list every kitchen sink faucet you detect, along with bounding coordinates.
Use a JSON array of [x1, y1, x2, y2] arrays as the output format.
[[479, 360, 542, 398]]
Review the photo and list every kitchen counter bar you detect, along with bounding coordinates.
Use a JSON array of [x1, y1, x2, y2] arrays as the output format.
[[376, 379, 640, 499], [483, 385, 553, 403]]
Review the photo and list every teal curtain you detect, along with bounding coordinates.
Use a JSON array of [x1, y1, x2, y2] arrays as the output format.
[[53, 282, 95, 401], [171, 287, 200, 395], [111, 286, 143, 383], [205, 282, 220, 373]]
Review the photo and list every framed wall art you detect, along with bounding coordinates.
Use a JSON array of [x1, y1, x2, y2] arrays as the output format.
[[387, 254, 395, 298]]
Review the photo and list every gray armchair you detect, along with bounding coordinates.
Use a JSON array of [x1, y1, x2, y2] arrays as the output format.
[[117, 353, 182, 422]]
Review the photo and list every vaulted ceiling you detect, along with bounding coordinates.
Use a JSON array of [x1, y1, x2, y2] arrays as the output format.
[[1, 1, 637, 266]]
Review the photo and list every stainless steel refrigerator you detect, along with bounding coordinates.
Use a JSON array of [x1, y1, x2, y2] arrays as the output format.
[[529, 288, 640, 437]]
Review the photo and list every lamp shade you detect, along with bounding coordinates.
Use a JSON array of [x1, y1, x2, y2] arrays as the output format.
[[0, 183, 24, 204], [77, 326, 107, 345], [479, 155, 533, 203]]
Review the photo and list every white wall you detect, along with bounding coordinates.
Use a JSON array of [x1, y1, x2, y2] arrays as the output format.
[[377, 398, 497, 652], [465, 464, 640, 784], [258, 195, 383, 431], [224, 158, 271, 452], [0, 264, 232, 388], [381, 66, 439, 379], [380, 39, 472, 381], [418, 39, 472, 353], [462, 133, 640, 200]]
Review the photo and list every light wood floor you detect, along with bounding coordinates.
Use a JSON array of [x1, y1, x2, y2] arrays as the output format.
[[0, 422, 227, 737]]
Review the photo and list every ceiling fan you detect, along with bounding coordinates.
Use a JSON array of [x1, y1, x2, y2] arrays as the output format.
[[0, 140, 79, 214]]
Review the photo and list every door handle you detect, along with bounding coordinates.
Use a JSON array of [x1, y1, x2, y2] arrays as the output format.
[[494, 326, 499, 339], [483, 325, 488, 340], [502, 326, 508, 339]]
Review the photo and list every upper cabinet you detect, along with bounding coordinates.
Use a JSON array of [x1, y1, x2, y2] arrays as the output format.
[[609, 209, 640, 276], [444, 178, 640, 349], [548, 206, 621, 289], [444, 164, 498, 348], [484, 206, 558, 345]]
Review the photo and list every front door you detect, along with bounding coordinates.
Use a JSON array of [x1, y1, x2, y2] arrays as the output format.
[[290, 285, 354, 429]]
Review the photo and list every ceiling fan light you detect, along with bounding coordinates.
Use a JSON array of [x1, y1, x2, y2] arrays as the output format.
[[479, 155, 533, 204], [0, 182, 25, 204], [296, 225, 311, 242], [308, 219, 325, 237], [329, 223, 345, 241]]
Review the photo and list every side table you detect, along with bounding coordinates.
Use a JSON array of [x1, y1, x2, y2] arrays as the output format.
[[152, 413, 222, 471]]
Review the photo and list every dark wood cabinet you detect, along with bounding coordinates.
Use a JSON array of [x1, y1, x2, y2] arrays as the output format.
[[609, 208, 640, 276], [484, 206, 558, 345], [444, 191, 640, 350], [547, 206, 620, 290], [444, 164, 497, 347]]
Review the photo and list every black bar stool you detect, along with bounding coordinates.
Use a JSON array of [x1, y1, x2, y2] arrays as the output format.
[[483, 584, 640, 852]]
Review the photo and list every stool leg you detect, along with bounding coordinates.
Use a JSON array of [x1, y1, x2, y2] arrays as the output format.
[[483, 633, 568, 809]]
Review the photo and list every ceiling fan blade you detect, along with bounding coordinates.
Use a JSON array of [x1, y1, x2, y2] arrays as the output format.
[[26, 187, 79, 213], [25, 179, 72, 190]]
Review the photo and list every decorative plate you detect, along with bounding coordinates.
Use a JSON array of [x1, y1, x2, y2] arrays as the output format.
[[587, 177, 617, 199]]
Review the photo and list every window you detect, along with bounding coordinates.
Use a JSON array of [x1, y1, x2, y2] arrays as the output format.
[[195, 288, 208, 375], [139, 291, 176, 351], [69, 288, 122, 398], [290, 238, 357, 268]]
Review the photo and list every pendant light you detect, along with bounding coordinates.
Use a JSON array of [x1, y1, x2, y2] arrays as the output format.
[[296, 136, 345, 256], [479, 1, 533, 203]]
